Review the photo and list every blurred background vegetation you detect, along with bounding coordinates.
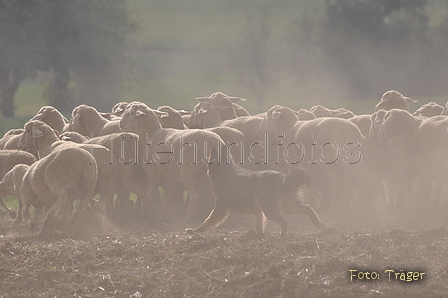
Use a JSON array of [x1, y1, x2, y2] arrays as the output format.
[[1, 0, 448, 134]]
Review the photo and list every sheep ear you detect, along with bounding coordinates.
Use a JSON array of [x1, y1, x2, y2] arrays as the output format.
[[61, 136, 72, 142], [151, 110, 169, 117], [0, 169, 14, 185], [198, 108, 208, 114], [31, 113, 43, 121], [405, 97, 417, 104], [136, 110, 145, 117], [115, 107, 124, 113], [177, 110, 191, 115], [228, 96, 246, 102], [271, 110, 282, 119], [99, 112, 112, 120], [159, 114, 170, 118], [32, 127, 44, 138], [72, 113, 81, 123], [196, 96, 211, 101]]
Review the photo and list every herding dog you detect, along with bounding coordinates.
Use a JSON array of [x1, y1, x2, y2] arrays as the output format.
[[186, 146, 323, 237]]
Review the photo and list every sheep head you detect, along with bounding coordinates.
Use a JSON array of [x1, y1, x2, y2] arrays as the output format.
[[196, 92, 244, 120], [261, 105, 298, 135], [374, 90, 417, 112], [111, 101, 129, 116], [378, 109, 413, 142], [157, 106, 186, 129], [295, 109, 316, 121], [368, 109, 387, 139], [413, 102, 443, 117], [120, 103, 167, 133], [20, 121, 59, 152], [67, 105, 103, 136], [188, 101, 223, 129], [0, 164, 29, 192]]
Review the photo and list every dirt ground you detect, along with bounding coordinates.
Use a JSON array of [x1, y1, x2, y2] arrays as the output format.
[[1, 206, 448, 298]]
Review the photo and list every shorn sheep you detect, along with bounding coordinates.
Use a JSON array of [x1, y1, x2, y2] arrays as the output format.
[[0, 147, 98, 234]]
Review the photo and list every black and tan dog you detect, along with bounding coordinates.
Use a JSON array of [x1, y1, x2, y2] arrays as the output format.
[[186, 146, 322, 237]]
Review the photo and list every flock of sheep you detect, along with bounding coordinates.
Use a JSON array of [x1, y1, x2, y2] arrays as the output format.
[[0, 90, 446, 235]]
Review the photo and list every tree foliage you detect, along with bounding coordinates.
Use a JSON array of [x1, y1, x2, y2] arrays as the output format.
[[0, 0, 132, 117]]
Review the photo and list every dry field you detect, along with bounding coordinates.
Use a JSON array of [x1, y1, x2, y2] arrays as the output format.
[[1, 206, 448, 298]]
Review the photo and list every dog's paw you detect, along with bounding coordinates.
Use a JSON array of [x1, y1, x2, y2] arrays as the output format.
[[185, 228, 197, 235]]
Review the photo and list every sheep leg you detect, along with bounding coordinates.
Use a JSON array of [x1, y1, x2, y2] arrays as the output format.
[[37, 193, 69, 234], [253, 206, 265, 235], [0, 198, 15, 219], [12, 197, 23, 227], [184, 192, 199, 224], [69, 191, 91, 226]]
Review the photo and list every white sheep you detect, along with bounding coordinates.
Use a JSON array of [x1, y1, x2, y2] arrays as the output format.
[[413, 102, 444, 117], [374, 90, 417, 112], [0, 147, 98, 234], [196, 92, 249, 120], [31, 106, 69, 134], [119, 102, 226, 223], [0, 150, 37, 223], [378, 109, 448, 206], [60, 130, 160, 221], [67, 104, 122, 137], [0, 129, 38, 158], [19, 120, 118, 216], [260, 105, 373, 213]]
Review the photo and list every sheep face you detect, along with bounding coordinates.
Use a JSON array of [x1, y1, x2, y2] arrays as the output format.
[[413, 102, 443, 117], [120, 104, 166, 133], [157, 106, 185, 129], [32, 106, 69, 124], [374, 90, 416, 112], [0, 164, 29, 193], [112, 102, 129, 116], [295, 109, 315, 121], [377, 110, 405, 142], [261, 105, 298, 135], [188, 101, 222, 129], [67, 106, 91, 136], [368, 110, 387, 139], [20, 121, 42, 151]]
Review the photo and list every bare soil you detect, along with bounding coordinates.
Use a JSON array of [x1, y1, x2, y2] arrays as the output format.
[[1, 207, 448, 298]]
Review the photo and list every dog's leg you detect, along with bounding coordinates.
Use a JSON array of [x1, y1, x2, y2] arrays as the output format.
[[262, 207, 288, 237], [253, 206, 265, 234], [300, 204, 323, 228], [185, 204, 228, 233]]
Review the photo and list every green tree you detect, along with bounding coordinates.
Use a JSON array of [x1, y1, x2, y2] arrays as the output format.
[[43, 0, 133, 113], [0, 0, 133, 117], [0, 0, 47, 117]]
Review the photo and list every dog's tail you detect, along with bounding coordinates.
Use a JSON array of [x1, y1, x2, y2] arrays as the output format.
[[281, 167, 310, 203]]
